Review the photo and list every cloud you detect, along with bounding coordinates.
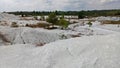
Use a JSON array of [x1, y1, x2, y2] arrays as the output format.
[[0, 0, 119, 12]]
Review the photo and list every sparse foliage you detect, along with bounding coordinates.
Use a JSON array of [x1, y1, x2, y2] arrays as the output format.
[[34, 16, 38, 20], [58, 19, 69, 29], [102, 21, 120, 24], [11, 22, 19, 27], [25, 23, 50, 28], [87, 21, 92, 27], [60, 34, 67, 39], [41, 15, 45, 21]]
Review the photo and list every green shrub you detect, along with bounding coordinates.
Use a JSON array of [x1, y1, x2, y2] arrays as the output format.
[[46, 13, 69, 29], [58, 19, 69, 29]]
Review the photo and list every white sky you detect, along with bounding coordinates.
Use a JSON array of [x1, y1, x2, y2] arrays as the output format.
[[0, 0, 119, 12]]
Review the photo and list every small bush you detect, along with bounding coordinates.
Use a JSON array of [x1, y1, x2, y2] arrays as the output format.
[[58, 19, 69, 29], [87, 21, 92, 27], [11, 22, 19, 27], [60, 34, 67, 39]]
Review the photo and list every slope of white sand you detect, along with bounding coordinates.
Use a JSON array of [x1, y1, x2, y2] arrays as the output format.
[[0, 27, 77, 45], [0, 27, 61, 45], [95, 16, 120, 21], [0, 13, 20, 20], [0, 33, 120, 68]]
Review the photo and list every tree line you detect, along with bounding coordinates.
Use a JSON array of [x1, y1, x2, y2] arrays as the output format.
[[7, 9, 120, 18], [6, 9, 120, 29]]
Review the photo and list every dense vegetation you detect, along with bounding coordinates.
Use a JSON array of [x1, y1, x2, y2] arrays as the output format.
[[7, 9, 120, 18]]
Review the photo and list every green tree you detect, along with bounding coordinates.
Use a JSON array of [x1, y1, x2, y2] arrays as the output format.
[[78, 11, 85, 19], [46, 12, 58, 25]]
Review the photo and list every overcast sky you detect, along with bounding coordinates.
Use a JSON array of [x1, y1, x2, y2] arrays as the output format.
[[0, 0, 120, 12]]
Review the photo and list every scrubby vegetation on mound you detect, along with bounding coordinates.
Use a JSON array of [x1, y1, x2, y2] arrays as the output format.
[[25, 23, 51, 28], [11, 22, 19, 27], [102, 21, 120, 24]]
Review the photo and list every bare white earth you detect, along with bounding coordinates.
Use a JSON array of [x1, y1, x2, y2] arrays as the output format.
[[0, 33, 120, 68], [0, 13, 120, 68]]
